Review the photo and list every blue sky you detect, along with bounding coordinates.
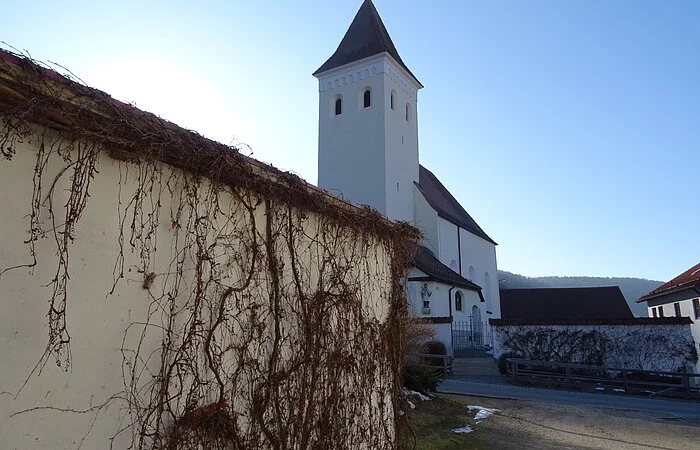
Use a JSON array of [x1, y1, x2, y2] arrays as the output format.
[[4, 1, 699, 281]]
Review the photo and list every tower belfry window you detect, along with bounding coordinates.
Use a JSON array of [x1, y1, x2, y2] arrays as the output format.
[[363, 89, 371, 108], [390, 91, 395, 109], [335, 98, 342, 115], [405, 103, 411, 121]]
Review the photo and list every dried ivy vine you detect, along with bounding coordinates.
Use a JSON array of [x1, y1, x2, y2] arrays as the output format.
[[0, 49, 419, 449]]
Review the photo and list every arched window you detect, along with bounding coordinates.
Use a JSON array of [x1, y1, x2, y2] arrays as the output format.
[[468, 266, 475, 281], [363, 89, 371, 108], [449, 259, 458, 272], [405, 103, 411, 121], [455, 291, 463, 311], [390, 90, 395, 110], [334, 98, 342, 115]]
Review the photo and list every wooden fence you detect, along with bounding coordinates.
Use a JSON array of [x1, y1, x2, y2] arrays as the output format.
[[409, 353, 452, 379], [506, 358, 700, 399]]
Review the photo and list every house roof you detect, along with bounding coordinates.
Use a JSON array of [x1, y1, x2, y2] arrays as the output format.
[[411, 246, 483, 293], [313, 0, 421, 86], [637, 262, 700, 303], [0, 48, 420, 250], [500, 287, 634, 321], [415, 165, 497, 245]]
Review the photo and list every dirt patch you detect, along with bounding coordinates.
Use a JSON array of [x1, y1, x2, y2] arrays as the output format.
[[442, 394, 700, 450]]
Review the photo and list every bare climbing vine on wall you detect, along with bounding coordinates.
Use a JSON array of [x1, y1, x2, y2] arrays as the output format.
[[0, 49, 419, 449]]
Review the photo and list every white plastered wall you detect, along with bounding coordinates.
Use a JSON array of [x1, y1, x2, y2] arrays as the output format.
[[0, 135, 397, 449]]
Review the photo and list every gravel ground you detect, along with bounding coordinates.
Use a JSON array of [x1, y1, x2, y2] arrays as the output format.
[[442, 394, 700, 449]]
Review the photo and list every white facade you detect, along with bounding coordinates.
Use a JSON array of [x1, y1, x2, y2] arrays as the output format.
[[317, 55, 420, 223]]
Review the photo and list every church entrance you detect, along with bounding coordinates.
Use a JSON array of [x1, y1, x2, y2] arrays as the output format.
[[452, 306, 492, 358]]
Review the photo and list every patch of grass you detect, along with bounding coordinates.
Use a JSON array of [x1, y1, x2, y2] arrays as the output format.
[[401, 394, 481, 450]]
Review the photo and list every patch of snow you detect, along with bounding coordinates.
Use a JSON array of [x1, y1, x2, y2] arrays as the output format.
[[407, 400, 415, 410], [468, 405, 499, 420], [452, 426, 473, 434], [485, 350, 494, 355], [613, 388, 625, 393], [404, 389, 431, 401], [642, 390, 656, 395], [595, 387, 605, 391]]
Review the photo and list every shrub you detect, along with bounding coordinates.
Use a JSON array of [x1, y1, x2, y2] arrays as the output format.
[[424, 340, 448, 368], [404, 364, 442, 393]]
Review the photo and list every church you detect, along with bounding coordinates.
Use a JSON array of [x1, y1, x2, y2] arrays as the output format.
[[313, 0, 501, 356]]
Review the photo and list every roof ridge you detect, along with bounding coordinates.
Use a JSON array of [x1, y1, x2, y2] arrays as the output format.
[[638, 261, 700, 302]]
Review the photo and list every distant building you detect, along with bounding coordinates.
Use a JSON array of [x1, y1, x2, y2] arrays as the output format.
[[313, 0, 500, 356], [638, 262, 700, 370]]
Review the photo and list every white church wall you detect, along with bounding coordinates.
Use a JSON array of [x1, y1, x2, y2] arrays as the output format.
[[406, 277, 454, 356], [436, 217, 501, 319], [413, 187, 439, 254], [452, 289, 483, 324], [437, 218, 460, 274], [406, 278, 450, 318], [459, 227, 501, 319]]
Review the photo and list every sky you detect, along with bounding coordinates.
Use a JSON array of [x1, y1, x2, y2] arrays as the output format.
[[4, 0, 699, 281]]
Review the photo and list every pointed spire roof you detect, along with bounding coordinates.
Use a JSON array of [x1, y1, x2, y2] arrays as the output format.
[[313, 0, 421, 86]]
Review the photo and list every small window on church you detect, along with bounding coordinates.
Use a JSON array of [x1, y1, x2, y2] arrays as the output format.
[[363, 89, 371, 108], [335, 98, 342, 116], [455, 291, 463, 311], [390, 90, 395, 110], [405, 102, 411, 121]]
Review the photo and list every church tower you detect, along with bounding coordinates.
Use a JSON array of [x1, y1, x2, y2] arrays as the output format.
[[314, 0, 422, 223]]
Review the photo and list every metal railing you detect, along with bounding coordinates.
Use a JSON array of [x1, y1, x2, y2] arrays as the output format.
[[506, 358, 700, 399], [452, 320, 493, 357]]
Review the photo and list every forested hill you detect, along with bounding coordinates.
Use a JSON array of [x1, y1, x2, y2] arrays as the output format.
[[498, 271, 664, 317]]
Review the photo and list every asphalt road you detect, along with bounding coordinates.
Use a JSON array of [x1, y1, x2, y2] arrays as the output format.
[[438, 377, 700, 422]]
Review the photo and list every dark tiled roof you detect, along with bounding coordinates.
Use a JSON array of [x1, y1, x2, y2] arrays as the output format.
[[637, 262, 700, 302], [490, 317, 693, 327], [416, 165, 497, 245], [313, 0, 421, 85], [411, 246, 482, 293], [500, 287, 634, 321]]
